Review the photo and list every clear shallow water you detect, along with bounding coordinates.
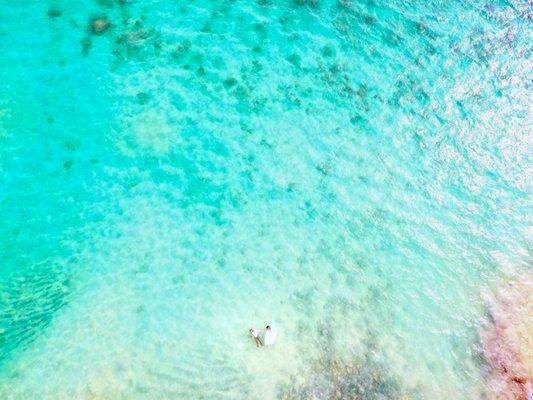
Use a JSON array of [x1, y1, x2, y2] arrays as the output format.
[[0, 0, 531, 399]]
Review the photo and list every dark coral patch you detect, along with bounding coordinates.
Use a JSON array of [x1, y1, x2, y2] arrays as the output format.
[[80, 37, 92, 56], [321, 45, 336, 58], [63, 160, 74, 170], [89, 16, 111, 35], [47, 9, 62, 18], [136, 92, 150, 105], [223, 77, 238, 89]]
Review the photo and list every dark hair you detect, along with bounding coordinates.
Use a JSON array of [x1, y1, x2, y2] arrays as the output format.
[[266, 325, 271, 329]]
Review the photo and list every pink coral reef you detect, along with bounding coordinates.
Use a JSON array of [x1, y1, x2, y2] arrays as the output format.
[[480, 271, 532, 399]]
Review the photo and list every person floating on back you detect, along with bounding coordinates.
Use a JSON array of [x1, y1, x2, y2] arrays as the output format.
[[249, 327, 263, 347], [264, 325, 276, 346]]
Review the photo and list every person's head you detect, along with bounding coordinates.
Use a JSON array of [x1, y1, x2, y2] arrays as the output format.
[[265, 325, 271, 331]]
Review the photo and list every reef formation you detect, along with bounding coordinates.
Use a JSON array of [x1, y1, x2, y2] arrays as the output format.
[[479, 270, 532, 399], [279, 352, 413, 400]]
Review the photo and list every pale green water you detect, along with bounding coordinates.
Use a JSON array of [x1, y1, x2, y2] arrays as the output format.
[[0, 1, 531, 399]]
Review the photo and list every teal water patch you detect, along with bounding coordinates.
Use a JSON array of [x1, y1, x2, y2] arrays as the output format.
[[0, 0, 531, 399]]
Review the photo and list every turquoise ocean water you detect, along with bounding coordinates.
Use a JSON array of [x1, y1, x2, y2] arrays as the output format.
[[0, 0, 531, 398]]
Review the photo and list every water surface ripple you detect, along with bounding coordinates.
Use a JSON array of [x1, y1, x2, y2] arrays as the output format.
[[0, 0, 531, 399]]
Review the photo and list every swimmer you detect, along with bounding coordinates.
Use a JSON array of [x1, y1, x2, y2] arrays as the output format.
[[264, 325, 276, 346], [249, 327, 263, 347]]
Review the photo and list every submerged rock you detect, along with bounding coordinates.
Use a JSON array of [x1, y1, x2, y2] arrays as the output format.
[[90, 17, 111, 35]]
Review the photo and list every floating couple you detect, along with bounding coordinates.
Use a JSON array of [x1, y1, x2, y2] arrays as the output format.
[[249, 325, 276, 347]]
